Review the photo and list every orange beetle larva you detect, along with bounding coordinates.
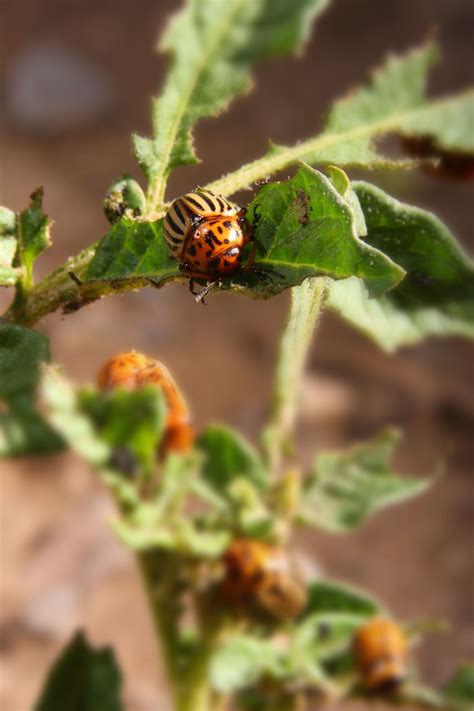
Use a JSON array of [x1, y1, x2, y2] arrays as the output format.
[[220, 538, 306, 620], [353, 617, 408, 691], [98, 351, 194, 454]]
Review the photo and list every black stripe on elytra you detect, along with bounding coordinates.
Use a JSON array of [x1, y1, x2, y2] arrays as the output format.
[[165, 233, 182, 245], [165, 214, 184, 235], [185, 194, 207, 211], [216, 195, 227, 212], [173, 201, 187, 225], [197, 191, 217, 211]]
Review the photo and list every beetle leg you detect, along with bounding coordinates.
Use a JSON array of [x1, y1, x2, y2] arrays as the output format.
[[194, 282, 213, 305], [246, 240, 258, 268], [188, 278, 199, 296], [252, 203, 262, 229], [194, 279, 223, 305]]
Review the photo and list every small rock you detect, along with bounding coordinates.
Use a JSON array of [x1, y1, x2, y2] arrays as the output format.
[[4, 42, 115, 133]]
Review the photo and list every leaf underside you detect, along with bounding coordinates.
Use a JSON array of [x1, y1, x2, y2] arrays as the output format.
[[209, 42, 474, 195], [135, 0, 330, 202], [300, 428, 431, 532], [326, 182, 474, 350]]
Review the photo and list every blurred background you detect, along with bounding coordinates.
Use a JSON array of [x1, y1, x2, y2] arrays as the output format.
[[1, 1, 473, 709]]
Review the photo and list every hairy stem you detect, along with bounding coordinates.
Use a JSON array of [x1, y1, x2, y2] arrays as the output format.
[[3, 245, 97, 327], [139, 553, 182, 696], [206, 93, 467, 197], [263, 277, 326, 473]]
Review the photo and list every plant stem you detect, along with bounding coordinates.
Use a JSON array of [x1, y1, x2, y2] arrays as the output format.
[[139, 553, 182, 700], [175, 639, 214, 711], [3, 244, 97, 327], [206, 93, 466, 196], [263, 277, 326, 473], [140, 553, 229, 711]]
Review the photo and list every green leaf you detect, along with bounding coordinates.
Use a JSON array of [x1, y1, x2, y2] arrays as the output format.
[[299, 429, 431, 533], [443, 665, 474, 709], [390, 684, 446, 710], [110, 450, 231, 556], [197, 425, 268, 490], [293, 611, 369, 666], [292, 581, 382, 683], [35, 631, 122, 711], [303, 580, 381, 617], [41, 368, 110, 468], [85, 217, 180, 284], [208, 42, 474, 195], [103, 175, 146, 225], [16, 188, 52, 287], [232, 164, 404, 297], [210, 636, 288, 693], [79, 385, 167, 475], [0, 207, 19, 286], [0, 323, 63, 456], [86, 166, 403, 300], [319, 42, 474, 165], [135, 0, 330, 205], [326, 182, 474, 350]]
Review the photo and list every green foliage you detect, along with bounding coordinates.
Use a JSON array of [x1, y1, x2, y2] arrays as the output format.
[[85, 166, 404, 299], [239, 165, 404, 296], [210, 581, 382, 696], [85, 218, 178, 283], [320, 43, 474, 165], [2, 3, 473, 710], [133, 0, 330, 205], [111, 451, 231, 557], [210, 636, 288, 693], [0, 207, 19, 287], [41, 368, 111, 468], [79, 386, 167, 475], [303, 580, 381, 617], [198, 425, 268, 490], [327, 181, 474, 350], [35, 631, 122, 711], [210, 42, 474, 194], [299, 429, 431, 532], [0, 323, 63, 456], [1, 190, 52, 290], [103, 175, 146, 225], [16, 188, 52, 288], [443, 665, 474, 709]]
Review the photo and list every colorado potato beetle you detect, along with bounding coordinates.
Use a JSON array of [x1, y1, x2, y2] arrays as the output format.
[[98, 352, 194, 454], [353, 617, 408, 691], [220, 538, 306, 620], [163, 189, 254, 298]]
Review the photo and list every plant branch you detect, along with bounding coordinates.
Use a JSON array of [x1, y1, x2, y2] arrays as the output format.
[[263, 277, 326, 474], [139, 552, 184, 705], [206, 94, 469, 197], [3, 244, 97, 327]]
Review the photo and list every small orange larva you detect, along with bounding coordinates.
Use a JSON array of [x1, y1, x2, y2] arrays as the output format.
[[353, 617, 408, 691], [220, 538, 306, 620], [98, 352, 194, 454]]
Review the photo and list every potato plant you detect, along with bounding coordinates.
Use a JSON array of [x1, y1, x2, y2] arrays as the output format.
[[1, 1, 473, 709]]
